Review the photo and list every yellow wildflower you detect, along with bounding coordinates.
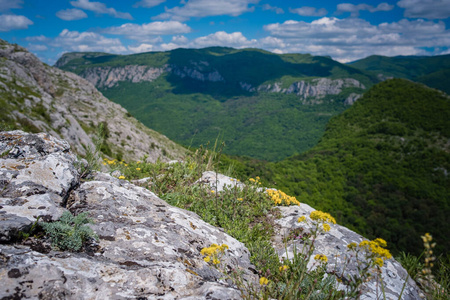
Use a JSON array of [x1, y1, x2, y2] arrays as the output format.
[[259, 277, 269, 285], [297, 216, 306, 223], [203, 256, 211, 263], [237, 198, 243, 201], [279, 265, 289, 272], [118, 175, 125, 180], [310, 211, 336, 224], [323, 224, 331, 232], [314, 254, 328, 263], [374, 257, 384, 267], [211, 190, 215, 194], [249, 178, 256, 183], [212, 258, 220, 265], [136, 167, 141, 171], [347, 242, 357, 250]]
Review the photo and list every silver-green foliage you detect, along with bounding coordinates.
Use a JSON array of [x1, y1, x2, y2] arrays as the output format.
[[40, 211, 98, 251]]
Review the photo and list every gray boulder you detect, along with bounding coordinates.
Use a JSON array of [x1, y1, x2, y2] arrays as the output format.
[[0, 131, 257, 299]]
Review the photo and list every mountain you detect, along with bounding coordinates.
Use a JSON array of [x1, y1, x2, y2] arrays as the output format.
[[56, 47, 379, 161], [348, 54, 450, 94], [0, 39, 185, 162], [250, 79, 450, 255]]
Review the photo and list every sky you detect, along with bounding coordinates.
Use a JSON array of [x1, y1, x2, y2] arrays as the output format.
[[0, 0, 449, 65]]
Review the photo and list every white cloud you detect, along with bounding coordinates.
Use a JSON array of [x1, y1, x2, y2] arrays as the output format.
[[189, 31, 257, 48], [70, 0, 133, 19], [262, 4, 284, 14], [25, 35, 49, 42], [0, 0, 22, 12], [263, 17, 450, 62], [0, 14, 32, 31], [398, 0, 450, 19], [290, 7, 328, 17], [128, 43, 155, 53], [26, 44, 48, 51], [337, 2, 394, 17], [154, 0, 259, 21], [52, 29, 127, 53], [56, 8, 88, 21], [104, 21, 191, 41], [172, 35, 188, 43], [133, 0, 166, 8]]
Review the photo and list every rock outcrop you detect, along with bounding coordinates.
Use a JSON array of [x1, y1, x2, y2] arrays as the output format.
[[199, 172, 423, 300], [0, 39, 185, 162], [257, 78, 365, 104], [0, 131, 256, 299]]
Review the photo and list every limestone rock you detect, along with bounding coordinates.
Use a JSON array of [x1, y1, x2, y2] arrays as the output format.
[[274, 205, 423, 300], [0, 131, 78, 241], [0, 132, 256, 299]]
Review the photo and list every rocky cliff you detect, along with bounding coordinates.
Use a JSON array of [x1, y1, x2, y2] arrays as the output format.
[[0, 131, 423, 299], [0, 39, 185, 162]]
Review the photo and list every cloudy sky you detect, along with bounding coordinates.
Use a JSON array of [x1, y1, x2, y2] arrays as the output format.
[[1, 0, 449, 64]]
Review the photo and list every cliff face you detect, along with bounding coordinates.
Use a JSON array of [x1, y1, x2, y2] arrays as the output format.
[[0, 39, 185, 162], [74, 62, 365, 104]]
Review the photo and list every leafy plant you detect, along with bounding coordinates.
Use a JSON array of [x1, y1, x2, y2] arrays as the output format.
[[40, 211, 98, 252]]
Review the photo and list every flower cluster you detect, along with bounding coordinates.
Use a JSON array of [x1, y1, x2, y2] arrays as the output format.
[[249, 176, 262, 185], [103, 158, 128, 167], [266, 189, 300, 206], [347, 238, 392, 267], [200, 243, 229, 265], [314, 254, 328, 263], [310, 211, 336, 224]]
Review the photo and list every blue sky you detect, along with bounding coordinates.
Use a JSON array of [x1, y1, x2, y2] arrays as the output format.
[[1, 0, 449, 64]]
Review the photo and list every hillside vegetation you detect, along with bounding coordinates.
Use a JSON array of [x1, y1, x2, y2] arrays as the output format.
[[349, 54, 450, 94], [226, 79, 450, 256], [57, 47, 376, 161]]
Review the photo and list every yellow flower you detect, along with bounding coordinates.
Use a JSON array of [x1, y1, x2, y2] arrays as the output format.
[[125, 164, 128, 167], [219, 244, 229, 251], [136, 167, 141, 171], [314, 254, 328, 263], [347, 242, 357, 250], [249, 178, 256, 183], [237, 198, 243, 201], [323, 224, 331, 232], [137, 161, 141, 164], [212, 258, 220, 265], [279, 265, 289, 272], [103, 162, 107, 165], [118, 175, 125, 180], [310, 211, 336, 224], [374, 257, 384, 267], [203, 256, 211, 263], [259, 277, 269, 285], [297, 216, 306, 223], [211, 190, 215, 194]]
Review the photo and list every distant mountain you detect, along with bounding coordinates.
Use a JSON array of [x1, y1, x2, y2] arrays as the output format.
[[56, 47, 379, 161], [348, 54, 450, 94], [258, 79, 450, 255], [0, 39, 185, 162]]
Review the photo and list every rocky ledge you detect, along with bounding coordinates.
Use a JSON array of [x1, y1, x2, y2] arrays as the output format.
[[0, 131, 256, 299]]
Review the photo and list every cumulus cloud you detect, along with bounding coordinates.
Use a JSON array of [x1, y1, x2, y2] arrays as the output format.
[[398, 0, 450, 19], [0, 0, 22, 12], [56, 8, 88, 21], [128, 43, 155, 53], [70, 0, 133, 19], [337, 2, 394, 17], [26, 44, 48, 51], [290, 7, 328, 17], [133, 0, 166, 8], [189, 31, 257, 48], [52, 29, 127, 53], [262, 4, 284, 14], [104, 21, 191, 41], [154, 0, 259, 21], [0, 14, 33, 31], [263, 17, 450, 62]]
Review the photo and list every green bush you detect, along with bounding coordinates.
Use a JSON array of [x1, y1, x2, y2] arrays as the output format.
[[40, 211, 98, 252]]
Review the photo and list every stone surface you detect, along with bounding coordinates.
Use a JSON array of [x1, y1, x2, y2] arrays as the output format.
[[0, 132, 257, 299], [197, 171, 245, 192], [0, 38, 185, 162], [0, 131, 78, 241], [273, 205, 423, 300]]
